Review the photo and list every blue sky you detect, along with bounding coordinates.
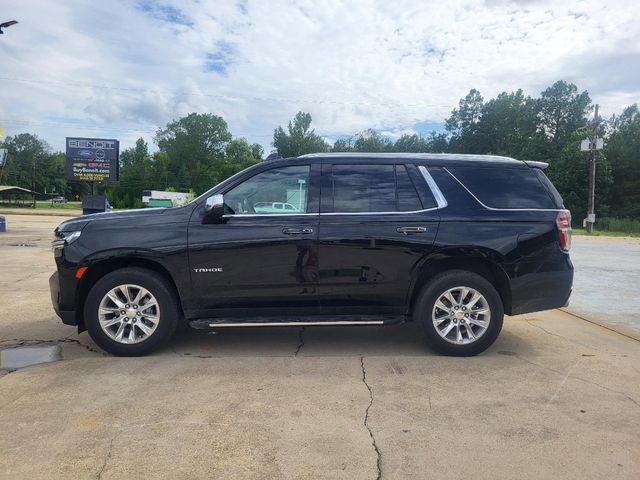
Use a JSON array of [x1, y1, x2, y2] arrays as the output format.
[[1, 0, 638, 153]]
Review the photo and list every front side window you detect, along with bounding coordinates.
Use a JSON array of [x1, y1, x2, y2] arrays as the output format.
[[224, 165, 310, 215], [330, 164, 425, 213]]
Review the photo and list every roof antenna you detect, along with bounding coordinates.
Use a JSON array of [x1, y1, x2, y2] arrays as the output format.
[[264, 152, 281, 162]]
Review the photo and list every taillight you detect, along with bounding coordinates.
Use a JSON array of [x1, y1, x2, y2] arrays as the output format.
[[556, 210, 572, 251]]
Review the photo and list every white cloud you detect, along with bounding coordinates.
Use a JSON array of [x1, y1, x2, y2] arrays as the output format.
[[1, 0, 638, 152]]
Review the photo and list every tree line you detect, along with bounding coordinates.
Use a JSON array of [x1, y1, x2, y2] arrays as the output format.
[[274, 82, 639, 222], [1, 80, 638, 221]]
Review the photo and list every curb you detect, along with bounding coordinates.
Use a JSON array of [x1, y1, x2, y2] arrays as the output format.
[[0, 210, 80, 218], [560, 308, 640, 342]]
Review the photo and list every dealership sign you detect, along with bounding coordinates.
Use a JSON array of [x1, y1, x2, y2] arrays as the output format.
[[65, 137, 119, 182]]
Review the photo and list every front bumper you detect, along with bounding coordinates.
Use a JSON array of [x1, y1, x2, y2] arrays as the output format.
[[49, 271, 77, 326]]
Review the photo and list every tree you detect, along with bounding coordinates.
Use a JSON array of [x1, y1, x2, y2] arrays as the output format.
[[272, 111, 329, 157], [445, 89, 484, 153], [351, 129, 393, 152], [475, 89, 541, 157], [538, 81, 591, 152], [220, 138, 262, 179], [426, 132, 449, 153], [393, 134, 430, 152], [606, 104, 640, 218], [1, 133, 68, 195], [331, 138, 354, 152], [107, 138, 150, 208], [155, 113, 233, 193], [107, 117, 264, 207]]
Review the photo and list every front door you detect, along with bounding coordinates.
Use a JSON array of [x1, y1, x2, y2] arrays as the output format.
[[187, 163, 320, 319], [318, 161, 439, 314]]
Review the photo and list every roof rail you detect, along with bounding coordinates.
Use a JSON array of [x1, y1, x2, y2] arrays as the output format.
[[297, 152, 524, 165]]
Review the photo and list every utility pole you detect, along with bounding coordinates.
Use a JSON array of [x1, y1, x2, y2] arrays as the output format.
[[586, 104, 599, 234], [32, 154, 36, 207]]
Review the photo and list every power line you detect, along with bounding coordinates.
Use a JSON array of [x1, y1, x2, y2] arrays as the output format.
[[1, 118, 157, 134], [0, 75, 455, 109], [0, 117, 275, 137]]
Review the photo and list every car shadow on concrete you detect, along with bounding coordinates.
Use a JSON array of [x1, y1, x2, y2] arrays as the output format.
[[160, 321, 537, 359]]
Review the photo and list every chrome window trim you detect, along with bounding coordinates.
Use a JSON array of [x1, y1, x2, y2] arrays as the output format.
[[418, 166, 448, 209], [222, 213, 317, 218], [443, 167, 565, 212], [220, 163, 445, 217], [320, 209, 437, 216], [221, 208, 438, 218]]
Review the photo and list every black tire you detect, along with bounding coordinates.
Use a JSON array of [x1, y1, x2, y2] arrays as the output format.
[[414, 270, 504, 356], [84, 267, 179, 356]]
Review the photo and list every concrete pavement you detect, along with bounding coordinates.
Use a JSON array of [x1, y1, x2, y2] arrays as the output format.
[[566, 235, 640, 338], [1, 214, 639, 479]]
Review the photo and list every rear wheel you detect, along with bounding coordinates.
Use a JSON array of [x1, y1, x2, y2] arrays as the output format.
[[414, 270, 503, 356], [84, 267, 179, 356]]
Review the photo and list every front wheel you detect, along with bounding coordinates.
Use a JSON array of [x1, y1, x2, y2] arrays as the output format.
[[414, 270, 504, 356], [84, 267, 179, 356]]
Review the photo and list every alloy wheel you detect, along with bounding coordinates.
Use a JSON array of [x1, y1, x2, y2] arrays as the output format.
[[98, 284, 160, 344], [431, 286, 491, 345]]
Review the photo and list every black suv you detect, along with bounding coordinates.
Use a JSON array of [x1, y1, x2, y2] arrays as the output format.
[[50, 153, 573, 356]]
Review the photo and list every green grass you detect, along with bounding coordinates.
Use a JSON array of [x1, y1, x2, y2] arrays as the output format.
[[573, 217, 640, 237], [597, 217, 640, 234], [35, 200, 82, 210], [573, 227, 640, 237]]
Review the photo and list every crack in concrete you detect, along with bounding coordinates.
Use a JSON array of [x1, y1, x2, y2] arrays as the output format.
[[360, 356, 382, 480], [96, 435, 116, 480], [294, 327, 305, 356]]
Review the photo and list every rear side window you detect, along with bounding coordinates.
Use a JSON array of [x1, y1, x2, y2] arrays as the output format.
[[330, 164, 425, 213], [448, 166, 556, 209]]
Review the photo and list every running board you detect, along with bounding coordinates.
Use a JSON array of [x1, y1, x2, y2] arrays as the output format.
[[189, 315, 404, 330]]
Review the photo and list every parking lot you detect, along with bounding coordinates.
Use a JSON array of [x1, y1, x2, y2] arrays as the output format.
[[1, 214, 639, 479]]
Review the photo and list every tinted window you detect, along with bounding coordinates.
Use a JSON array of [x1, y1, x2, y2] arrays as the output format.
[[396, 165, 424, 211], [533, 169, 564, 208], [448, 166, 556, 209], [332, 164, 395, 212], [331, 164, 425, 213], [224, 165, 309, 214]]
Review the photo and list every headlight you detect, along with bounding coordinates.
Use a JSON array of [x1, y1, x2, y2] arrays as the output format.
[[62, 231, 82, 244], [52, 230, 82, 255]]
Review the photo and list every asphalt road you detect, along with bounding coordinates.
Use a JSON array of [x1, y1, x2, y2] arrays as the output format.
[[1, 214, 639, 479]]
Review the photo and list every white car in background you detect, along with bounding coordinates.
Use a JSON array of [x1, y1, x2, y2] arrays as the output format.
[[253, 202, 299, 213]]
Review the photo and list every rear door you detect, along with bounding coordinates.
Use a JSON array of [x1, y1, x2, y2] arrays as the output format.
[[317, 160, 440, 314]]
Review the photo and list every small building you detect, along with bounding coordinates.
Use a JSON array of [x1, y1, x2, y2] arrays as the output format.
[[0, 186, 38, 208]]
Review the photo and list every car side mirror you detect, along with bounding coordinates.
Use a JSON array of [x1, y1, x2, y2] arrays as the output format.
[[203, 194, 224, 223]]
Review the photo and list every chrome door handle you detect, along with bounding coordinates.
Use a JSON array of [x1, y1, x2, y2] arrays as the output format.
[[283, 227, 314, 235], [396, 226, 427, 235]]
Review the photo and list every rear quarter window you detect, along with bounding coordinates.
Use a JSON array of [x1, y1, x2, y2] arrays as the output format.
[[448, 166, 557, 209], [533, 169, 565, 208]]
